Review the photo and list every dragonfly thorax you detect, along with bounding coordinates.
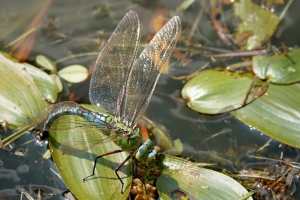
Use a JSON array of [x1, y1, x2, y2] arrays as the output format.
[[116, 116, 134, 126], [113, 121, 142, 152]]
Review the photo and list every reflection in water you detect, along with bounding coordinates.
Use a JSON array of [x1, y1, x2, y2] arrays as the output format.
[[0, 166, 21, 182], [0, 133, 67, 200], [181, 144, 237, 172]]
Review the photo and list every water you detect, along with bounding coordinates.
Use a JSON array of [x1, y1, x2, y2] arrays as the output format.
[[1, 0, 300, 199]]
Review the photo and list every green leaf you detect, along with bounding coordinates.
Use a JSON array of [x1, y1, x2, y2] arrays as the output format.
[[157, 155, 252, 200], [253, 49, 300, 84], [0, 53, 49, 129], [58, 64, 88, 83], [49, 104, 131, 200], [36, 55, 57, 73], [181, 70, 265, 114], [231, 83, 300, 148], [177, 0, 196, 11], [21, 63, 58, 103], [234, 0, 279, 50], [50, 74, 63, 93]]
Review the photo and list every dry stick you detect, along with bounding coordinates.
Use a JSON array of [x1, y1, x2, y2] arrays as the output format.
[[279, 0, 294, 21], [242, 75, 257, 106], [227, 60, 252, 71], [169, 62, 210, 80], [211, 49, 268, 58], [54, 52, 100, 64]]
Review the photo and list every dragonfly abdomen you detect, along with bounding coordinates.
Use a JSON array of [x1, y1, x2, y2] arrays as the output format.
[[43, 101, 113, 131]]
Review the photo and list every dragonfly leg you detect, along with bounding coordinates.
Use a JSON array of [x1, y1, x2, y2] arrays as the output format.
[[83, 149, 123, 182], [132, 156, 138, 177], [114, 153, 132, 194]]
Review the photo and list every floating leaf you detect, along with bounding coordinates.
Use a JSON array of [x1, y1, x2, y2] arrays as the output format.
[[0, 53, 49, 129], [50, 74, 63, 93], [234, 0, 279, 50], [4, 54, 58, 104], [181, 70, 266, 114], [157, 155, 252, 200], [20, 63, 58, 103], [58, 64, 88, 83], [231, 83, 300, 148], [36, 55, 57, 73], [253, 49, 300, 84], [49, 104, 131, 200]]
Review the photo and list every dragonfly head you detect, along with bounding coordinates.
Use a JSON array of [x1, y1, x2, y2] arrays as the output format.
[[113, 121, 142, 152]]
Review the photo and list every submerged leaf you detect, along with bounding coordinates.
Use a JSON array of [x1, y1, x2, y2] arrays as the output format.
[[147, 123, 183, 155], [234, 0, 279, 50]]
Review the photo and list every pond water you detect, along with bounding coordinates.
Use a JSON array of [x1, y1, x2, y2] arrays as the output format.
[[1, 0, 300, 199]]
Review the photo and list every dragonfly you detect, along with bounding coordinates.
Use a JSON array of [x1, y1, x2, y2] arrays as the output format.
[[41, 10, 181, 193]]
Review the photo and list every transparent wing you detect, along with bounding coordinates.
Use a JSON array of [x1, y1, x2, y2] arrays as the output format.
[[89, 10, 140, 116], [49, 114, 122, 154], [121, 16, 181, 125]]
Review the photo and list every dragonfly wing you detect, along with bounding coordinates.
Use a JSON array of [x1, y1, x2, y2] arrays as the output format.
[[89, 10, 140, 115], [49, 114, 119, 154], [121, 16, 181, 124]]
